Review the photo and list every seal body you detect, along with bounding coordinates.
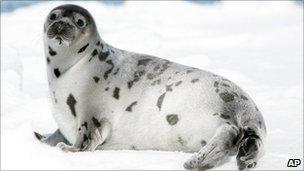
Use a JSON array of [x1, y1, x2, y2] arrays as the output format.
[[37, 4, 266, 170], [51, 48, 227, 152]]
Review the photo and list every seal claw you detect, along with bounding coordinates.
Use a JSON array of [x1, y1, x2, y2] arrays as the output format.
[[34, 131, 45, 141]]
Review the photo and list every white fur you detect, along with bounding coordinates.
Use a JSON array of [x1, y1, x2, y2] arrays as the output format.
[[46, 40, 227, 152]]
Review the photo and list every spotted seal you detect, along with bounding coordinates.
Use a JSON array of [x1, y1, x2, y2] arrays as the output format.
[[34, 4, 267, 170]]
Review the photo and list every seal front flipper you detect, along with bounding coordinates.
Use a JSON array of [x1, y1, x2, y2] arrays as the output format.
[[184, 124, 241, 170], [57, 117, 111, 152], [34, 129, 70, 146], [34, 131, 46, 141]]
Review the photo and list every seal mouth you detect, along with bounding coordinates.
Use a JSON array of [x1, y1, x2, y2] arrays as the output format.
[[55, 36, 63, 45]]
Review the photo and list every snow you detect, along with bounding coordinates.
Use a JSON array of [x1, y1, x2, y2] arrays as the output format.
[[1, 1, 303, 170]]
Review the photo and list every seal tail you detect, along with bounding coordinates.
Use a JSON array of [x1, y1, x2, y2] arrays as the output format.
[[236, 108, 266, 170]]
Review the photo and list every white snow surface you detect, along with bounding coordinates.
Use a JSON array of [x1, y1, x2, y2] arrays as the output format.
[[1, 1, 303, 170]]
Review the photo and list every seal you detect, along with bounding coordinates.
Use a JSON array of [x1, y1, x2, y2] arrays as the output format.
[[34, 4, 267, 170]]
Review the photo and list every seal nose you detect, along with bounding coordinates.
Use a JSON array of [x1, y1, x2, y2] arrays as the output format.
[[54, 21, 69, 34], [47, 19, 74, 41]]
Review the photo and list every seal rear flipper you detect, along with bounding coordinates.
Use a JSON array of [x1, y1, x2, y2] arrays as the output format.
[[236, 108, 266, 170], [34, 129, 70, 147], [236, 127, 264, 170]]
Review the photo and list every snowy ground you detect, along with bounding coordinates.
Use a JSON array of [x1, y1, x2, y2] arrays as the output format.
[[1, 1, 303, 170]]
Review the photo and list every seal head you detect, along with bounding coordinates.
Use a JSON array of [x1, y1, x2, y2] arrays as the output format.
[[44, 4, 97, 46]]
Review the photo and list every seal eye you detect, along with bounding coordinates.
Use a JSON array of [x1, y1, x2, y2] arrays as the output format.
[[76, 19, 85, 27], [50, 13, 57, 20]]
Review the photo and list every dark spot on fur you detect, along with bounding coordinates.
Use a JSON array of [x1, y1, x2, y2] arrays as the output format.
[[175, 81, 182, 86], [240, 95, 249, 100], [157, 92, 166, 111], [215, 88, 219, 93], [54, 68, 61, 78], [232, 92, 239, 97], [92, 49, 98, 56], [151, 61, 171, 78], [92, 117, 101, 127], [78, 43, 89, 53], [47, 57, 50, 64], [166, 84, 173, 91], [154, 64, 161, 71], [98, 50, 110, 62], [175, 71, 180, 74], [104, 60, 114, 80], [105, 87, 109, 91], [88, 49, 98, 61], [214, 81, 219, 88], [128, 81, 133, 88], [125, 101, 138, 112], [128, 70, 146, 88], [200, 140, 207, 147], [213, 113, 218, 116], [220, 113, 231, 119], [186, 69, 193, 74], [48, 46, 56, 56], [160, 61, 170, 73], [96, 41, 100, 46], [226, 122, 231, 125], [166, 114, 179, 125], [113, 87, 120, 99], [113, 68, 120, 75], [146, 73, 154, 80], [151, 79, 161, 86], [222, 83, 230, 87], [178, 137, 185, 146], [83, 134, 88, 142], [138, 58, 152, 66], [191, 78, 199, 83], [258, 121, 262, 128], [81, 122, 88, 130], [93, 76, 100, 83], [78, 128, 81, 131], [66, 94, 77, 117], [219, 92, 235, 102]]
